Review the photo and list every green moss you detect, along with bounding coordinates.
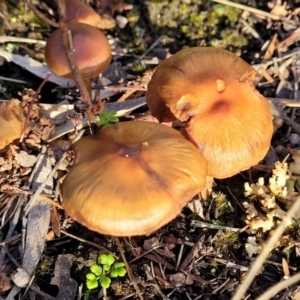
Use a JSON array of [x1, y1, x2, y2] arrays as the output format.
[[213, 231, 239, 252], [0, 0, 51, 37], [145, 0, 250, 53]]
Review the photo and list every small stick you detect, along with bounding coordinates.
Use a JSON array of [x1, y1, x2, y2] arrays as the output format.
[[39, 194, 63, 210], [190, 220, 241, 232], [60, 230, 116, 256], [21, 0, 59, 28], [55, 0, 95, 125], [212, 0, 295, 25], [263, 34, 278, 61], [138, 36, 162, 60], [115, 237, 144, 300], [232, 195, 300, 300], [256, 272, 300, 300], [257, 67, 275, 85]]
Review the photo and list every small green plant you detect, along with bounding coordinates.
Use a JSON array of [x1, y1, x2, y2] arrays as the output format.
[[131, 62, 146, 73], [213, 231, 239, 252], [86, 254, 127, 290], [97, 110, 119, 127]]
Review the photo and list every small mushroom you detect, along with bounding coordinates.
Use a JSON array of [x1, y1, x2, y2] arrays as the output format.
[[44, 22, 111, 99], [146, 47, 273, 178], [64, 0, 115, 29], [61, 121, 207, 236]]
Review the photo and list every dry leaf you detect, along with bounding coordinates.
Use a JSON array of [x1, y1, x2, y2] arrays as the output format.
[[143, 237, 160, 251], [245, 236, 262, 257], [0, 99, 25, 150], [50, 254, 77, 300], [169, 272, 186, 287], [0, 272, 11, 293], [282, 258, 290, 279]]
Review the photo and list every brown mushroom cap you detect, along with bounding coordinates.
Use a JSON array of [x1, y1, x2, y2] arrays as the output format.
[[64, 0, 102, 27], [146, 47, 273, 178], [64, 0, 116, 29], [61, 121, 207, 236], [44, 22, 111, 79]]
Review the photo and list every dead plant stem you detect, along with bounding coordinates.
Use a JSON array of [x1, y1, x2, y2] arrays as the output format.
[[115, 237, 144, 300], [55, 0, 95, 125], [22, 0, 59, 28], [232, 195, 300, 300]]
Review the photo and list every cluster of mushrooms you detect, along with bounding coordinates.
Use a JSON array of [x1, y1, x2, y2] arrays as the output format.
[[44, 2, 273, 237]]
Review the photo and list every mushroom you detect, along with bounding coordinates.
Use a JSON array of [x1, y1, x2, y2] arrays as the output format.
[[61, 121, 207, 236], [44, 22, 111, 99], [64, 0, 115, 29], [146, 47, 273, 179]]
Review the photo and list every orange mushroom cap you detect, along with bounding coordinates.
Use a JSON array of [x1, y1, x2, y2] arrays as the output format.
[[61, 121, 207, 236], [146, 47, 273, 178], [44, 22, 111, 79]]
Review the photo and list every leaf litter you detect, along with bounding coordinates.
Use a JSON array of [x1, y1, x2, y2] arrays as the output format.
[[2, 0, 300, 299]]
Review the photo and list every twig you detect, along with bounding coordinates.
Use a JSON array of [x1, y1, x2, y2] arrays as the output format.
[[232, 195, 300, 300], [278, 110, 300, 135], [212, 0, 296, 25], [179, 236, 204, 271], [249, 257, 297, 271], [142, 264, 170, 300], [253, 49, 300, 70], [214, 258, 249, 272], [138, 36, 162, 60], [115, 237, 144, 300], [286, 59, 300, 136], [263, 34, 278, 61], [55, 0, 95, 125], [268, 97, 300, 107], [256, 272, 300, 300], [39, 194, 63, 210], [226, 186, 246, 212], [60, 230, 116, 256], [104, 86, 147, 92], [129, 242, 162, 263], [0, 36, 46, 45], [21, 0, 59, 28], [190, 220, 241, 232], [240, 19, 263, 43], [0, 76, 28, 84]]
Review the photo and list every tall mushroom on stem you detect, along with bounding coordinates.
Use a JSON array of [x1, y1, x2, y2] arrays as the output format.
[[45, 22, 111, 123], [146, 47, 273, 179], [61, 121, 207, 236]]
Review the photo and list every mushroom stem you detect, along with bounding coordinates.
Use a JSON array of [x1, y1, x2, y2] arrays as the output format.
[[83, 78, 92, 101]]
